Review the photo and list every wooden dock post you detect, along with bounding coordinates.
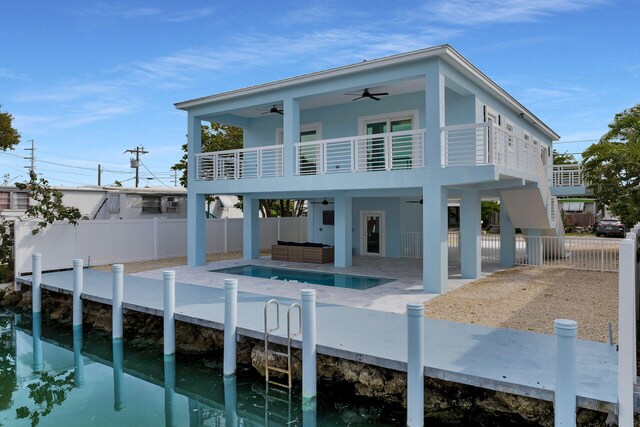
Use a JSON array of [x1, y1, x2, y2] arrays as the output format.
[[301, 289, 317, 402], [224, 278, 238, 376], [554, 319, 577, 426], [73, 259, 83, 327], [163, 271, 176, 356], [112, 264, 124, 342], [407, 303, 425, 427]]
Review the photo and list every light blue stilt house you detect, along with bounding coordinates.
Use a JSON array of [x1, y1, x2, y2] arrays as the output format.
[[176, 44, 575, 293]]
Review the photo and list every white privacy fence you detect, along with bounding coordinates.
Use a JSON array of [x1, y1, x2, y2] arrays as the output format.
[[13, 217, 307, 275], [402, 232, 621, 272]]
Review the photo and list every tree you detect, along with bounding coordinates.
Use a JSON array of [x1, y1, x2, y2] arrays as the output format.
[[0, 106, 21, 151], [481, 201, 499, 226], [552, 149, 577, 165], [172, 123, 243, 188], [582, 104, 640, 227]]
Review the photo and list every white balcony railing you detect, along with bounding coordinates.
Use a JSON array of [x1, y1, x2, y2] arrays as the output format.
[[549, 164, 583, 187], [442, 123, 542, 177], [196, 145, 283, 180], [295, 129, 425, 175]]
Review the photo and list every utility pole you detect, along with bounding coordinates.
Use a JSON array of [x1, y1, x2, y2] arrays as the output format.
[[98, 164, 102, 186], [123, 146, 148, 188], [24, 139, 35, 174], [174, 169, 177, 187]]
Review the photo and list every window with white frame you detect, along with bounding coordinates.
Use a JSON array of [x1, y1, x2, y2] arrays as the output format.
[[14, 192, 29, 210], [0, 192, 9, 210], [276, 123, 322, 145]]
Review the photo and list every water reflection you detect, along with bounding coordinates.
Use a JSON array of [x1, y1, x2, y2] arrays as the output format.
[[164, 354, 177, 427], [73, 325, 84, 388], [224, 375, 238, 427], [112, 338, 126, 411], [32, 312, 43, 373]]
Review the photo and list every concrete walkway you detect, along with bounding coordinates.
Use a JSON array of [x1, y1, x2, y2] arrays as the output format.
[[17, 268, 617, 413]]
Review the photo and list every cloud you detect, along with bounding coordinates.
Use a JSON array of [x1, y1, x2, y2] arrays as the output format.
[[417, 0, 606, 26], [0, 68, 27, 81], [161, 7, 216, 23], [16, 83, 118, 103], [75, 3, 213, 22]]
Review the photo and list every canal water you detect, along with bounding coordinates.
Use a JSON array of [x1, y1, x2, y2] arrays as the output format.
[[0, 309, 538, 426]]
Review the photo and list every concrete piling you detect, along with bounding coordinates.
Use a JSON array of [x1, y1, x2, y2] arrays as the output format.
[[223, 374, 238, 426], [163, 271, 175, 356], [407, 303, 425, 427], [32, 253, 42, 315], [301, 289, 317, 402], [73, 324, 85, 388], [164, 354, 177, 427], [224, 278, 238, 377], [554, 319, 577, 426], [112, 264, 124, 341], [73, 259, 83, 326], [113, 338, 126, 411]]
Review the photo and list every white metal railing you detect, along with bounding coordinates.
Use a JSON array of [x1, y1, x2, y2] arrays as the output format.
[[196, 145, 283, 180], [295, 129, 425, 175], [442, 123, 543, 177], [401, 232, 620, 272], [549, 164, 584, 187]]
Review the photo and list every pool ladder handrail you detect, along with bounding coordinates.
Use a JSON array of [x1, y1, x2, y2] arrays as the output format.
[[264, 299, 302, 389]]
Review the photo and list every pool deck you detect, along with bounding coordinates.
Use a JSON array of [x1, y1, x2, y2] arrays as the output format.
[[16, 259, 618, 414]]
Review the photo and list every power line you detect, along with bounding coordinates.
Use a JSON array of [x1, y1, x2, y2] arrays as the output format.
[[140, 161, 173, 188]]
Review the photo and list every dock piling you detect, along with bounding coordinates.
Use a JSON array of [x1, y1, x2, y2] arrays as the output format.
[[301, 289, 316, 402], [224, 278, 238, 376], [73, 259, 83, 326], [163, 271, 176, 356], [223, 374, 238, 426], [32, 253, 42, 315], [554, 319, 577, 426], [407, 303, 425, 427], [164, 354, 177, 427], [32, 312, 43, 373], [112, 264, 124, 341], [113, 338, 126, 411], [73, 324, 85, 388]]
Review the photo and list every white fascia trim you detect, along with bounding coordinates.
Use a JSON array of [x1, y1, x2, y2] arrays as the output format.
[[175, 44, 559, 141]]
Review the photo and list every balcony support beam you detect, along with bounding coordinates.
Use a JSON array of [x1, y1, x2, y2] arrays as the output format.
[[187, 113, 206, 267], [334, 196, 353, 267], [424, 60, 445, 168], [283, 98, 300, 177], [499, 197, 516, 267], [243, 196, 260, 260], [460, 190, 481, 279], [423, 185, 448, 293]]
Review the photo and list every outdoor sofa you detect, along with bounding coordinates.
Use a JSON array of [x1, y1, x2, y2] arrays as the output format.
[[271, 241, 334, 264]]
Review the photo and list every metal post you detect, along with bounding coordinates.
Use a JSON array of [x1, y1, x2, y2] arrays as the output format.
[[407, 303, 425, 427], [73, 259, 83, 326], [112, 264, 124, 341], [73, 324, 85, 388], [163, 271, 175, 356], [618, 239, 635, 426], [301, 289, 317, 402], [554, 319, 577, 426], [224, 278, 238, 376], [32, 253, 42, 315]]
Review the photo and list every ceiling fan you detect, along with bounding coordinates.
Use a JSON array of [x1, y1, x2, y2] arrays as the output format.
[[309, 198, 333, 205], [347, 88, 389, 101], [261, 105, 283, 115], [407, 199, 423, 204]]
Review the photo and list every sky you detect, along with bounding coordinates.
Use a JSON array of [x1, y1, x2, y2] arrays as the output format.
[[1, 0, 638, 188]]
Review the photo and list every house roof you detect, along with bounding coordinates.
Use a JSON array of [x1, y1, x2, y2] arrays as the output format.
[[175, 44, 559, 140]]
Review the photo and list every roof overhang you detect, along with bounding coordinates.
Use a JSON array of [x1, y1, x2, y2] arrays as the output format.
[[175, 44, 559, 140]]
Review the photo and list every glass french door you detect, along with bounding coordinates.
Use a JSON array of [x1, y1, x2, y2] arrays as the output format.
[[364, 118, 413, 170], [361, 211, 385, 256]]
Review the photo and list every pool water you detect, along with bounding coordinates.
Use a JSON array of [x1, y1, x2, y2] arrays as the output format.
[[211, 265, 393, 290]]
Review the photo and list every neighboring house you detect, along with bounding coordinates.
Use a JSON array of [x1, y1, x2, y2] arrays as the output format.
[[0, 187, 29, 218], [176, 44, 564, 293], [558, 198, 597, 227], [207, 195, 243, 219]]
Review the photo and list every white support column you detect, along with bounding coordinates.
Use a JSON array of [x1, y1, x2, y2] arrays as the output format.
[[618, 237, 636, 427], [424, 59, 445, 167], [112, 264, 124, 341], [554, 319, 577, 426], [32, 253, 42, 315], [243, 196, 259, 259], [163, 271, 175, 356], [283, 98, 300, 177], [307, 201, 316, 242], [526, 229, 543, 266], [13, 219, 20, 291], [423, 186, 448, 293], [224, 278, 238, 376], [73, 323, 85, 388], [164, 354, 177, 427], [407, 303, 425, 427], [113, 338, 125, 411], [301, 289, 317, 402], [224, 375, 238, 426], [460, 190, 481, 279], [499, 198, 516, 267], [73, 259, 83, 327], [32, 311, 43, 373], [334, 196, 352, 267], [187, 113, 205, 267]]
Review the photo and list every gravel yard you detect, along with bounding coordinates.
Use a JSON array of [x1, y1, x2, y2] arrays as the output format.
[[425, 266, 618, 343]]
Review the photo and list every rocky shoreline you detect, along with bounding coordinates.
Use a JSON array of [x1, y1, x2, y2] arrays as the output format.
[[1, 285, 616, 426]]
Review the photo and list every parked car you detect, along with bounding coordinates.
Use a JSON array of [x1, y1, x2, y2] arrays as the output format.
[[595, 219, 626, 238]]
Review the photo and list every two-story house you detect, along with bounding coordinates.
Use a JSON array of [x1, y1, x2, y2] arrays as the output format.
[[175, 45, 561, 294]]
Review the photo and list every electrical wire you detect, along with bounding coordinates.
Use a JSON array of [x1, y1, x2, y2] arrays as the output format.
[[140, 161, 173, 188]]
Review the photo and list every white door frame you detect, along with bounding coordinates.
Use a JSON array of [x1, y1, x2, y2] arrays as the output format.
[[360, 210, 385, 256]]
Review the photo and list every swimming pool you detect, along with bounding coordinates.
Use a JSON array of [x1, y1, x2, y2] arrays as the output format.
[[211, 265, 393, 290]]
